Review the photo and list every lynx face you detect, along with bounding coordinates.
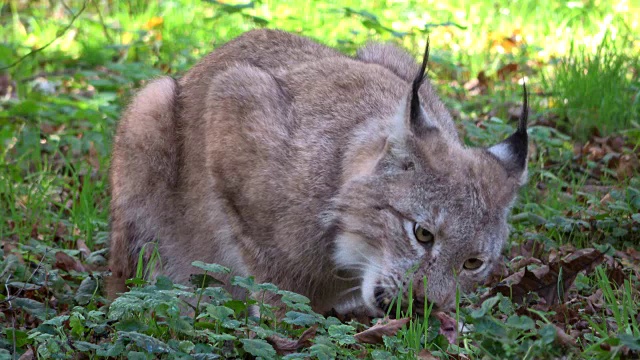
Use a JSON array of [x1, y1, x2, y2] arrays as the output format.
[[332, 44, 528, 316], [333, 136, 524, 315]]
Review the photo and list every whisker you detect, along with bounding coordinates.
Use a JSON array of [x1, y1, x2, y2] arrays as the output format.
[[337, 285, 362, 298]]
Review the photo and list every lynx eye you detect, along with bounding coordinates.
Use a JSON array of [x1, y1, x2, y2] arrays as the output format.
[[463, 258, 484, 271], [413, 224, 434, 244]]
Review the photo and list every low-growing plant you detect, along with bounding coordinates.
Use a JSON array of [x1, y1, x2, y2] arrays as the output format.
[[545, 37, 639, 139]]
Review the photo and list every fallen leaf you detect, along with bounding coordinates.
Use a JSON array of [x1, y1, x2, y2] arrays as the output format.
[[586, 289, 604, 314], [354, 317, 410, 344], [488, 248, 603, 304], [463, 71, 489, 96], [18, 347, 35, 360], [554, 324, 577, 348], [433, 311, 458, 344], [0, 73, 18, 100], [510, 257, 543, 272], [55, 251, 86, 272], [606, 261, 626, 287], [76, 239, 91, 258], [417, 349, 438, 360], [617, 153, 639, 180], [267, 325, 317, 355], [497, 63, 519, 81]]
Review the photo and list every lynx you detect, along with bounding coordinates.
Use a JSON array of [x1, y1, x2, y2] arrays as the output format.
[[108, 29, 528, 316]]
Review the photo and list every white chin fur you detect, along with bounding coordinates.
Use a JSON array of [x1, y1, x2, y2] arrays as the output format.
[[333, 232, 383, 316], [361, 263, 385, 317]]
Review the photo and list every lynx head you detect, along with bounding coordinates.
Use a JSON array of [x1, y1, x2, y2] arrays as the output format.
[[332, 41, 529, 316]]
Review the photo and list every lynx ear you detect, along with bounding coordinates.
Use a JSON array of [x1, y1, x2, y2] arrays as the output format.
[[487, 83, 529, 184], [409, 39, 438, 136]]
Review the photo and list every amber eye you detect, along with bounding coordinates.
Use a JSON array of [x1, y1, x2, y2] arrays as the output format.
[[463, 258, 484, 271], [413, 224, 434, 244]]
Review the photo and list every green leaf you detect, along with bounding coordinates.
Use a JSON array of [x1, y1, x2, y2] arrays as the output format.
[[42, 315, 69, 327], [241, 338, 277, 358], [282, 354, 308, 359], [617, 333, 640, 351], [109, 295, 145, 320], [192, 353, 221, 360], [178, 340, 196, 353], [538, 324, 556, 345], [279, 290, 312, 311], [69, 313, 86, 337], [202, 287, 233, 303], [74, 341, 101, 351], [13, 298, 56, 320], [192, 261, 231, 274], [506, 315, 535, 330], [127, 351, 148, 360], [309, 343, 337, 360], [97, 340, 125, 356], [223, 299, 249, 314], [206, 305, 235, 320], [115, 318, 148, 332], [118, 331, 174, 354], [371, 350, 398, 360], [3, 328, 30, 348], [206, 333, 236, 342], [190, 273, 225, 288], [255, 282, 279, 294], [283, 311, 322, 326], [471, 295, 500, 318], [155, 275, 174, 290], [74, 276, 98, 305], [327, 324, 356, 345], [278, 290, 310, 305], [232, 275, 258, 292]]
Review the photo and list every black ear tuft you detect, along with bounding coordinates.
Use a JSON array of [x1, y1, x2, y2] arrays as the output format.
[[487, 82, 529, 180], [409, 39, 431, 135]]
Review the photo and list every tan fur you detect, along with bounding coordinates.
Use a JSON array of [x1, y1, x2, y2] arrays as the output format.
[[108, 29, 528, 315]]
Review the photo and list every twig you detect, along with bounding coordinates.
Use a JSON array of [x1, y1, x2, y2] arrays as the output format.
[[5, 276, 16, 360], [0, 1, 88, 72], [91, 0, 114, 44], [0, 248, 49, 304]]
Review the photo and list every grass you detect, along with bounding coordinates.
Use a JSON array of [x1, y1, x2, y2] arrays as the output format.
[[545, 37, 640, 139], [0, 0, 639, 358]]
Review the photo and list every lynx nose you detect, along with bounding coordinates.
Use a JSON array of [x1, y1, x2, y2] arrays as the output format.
[[374, 286, 392, 312]]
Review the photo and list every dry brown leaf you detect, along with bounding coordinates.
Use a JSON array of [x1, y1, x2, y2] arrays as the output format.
[[617, 153, 639, 180], [417, 349, 439, 360], [18, 348, 35, 360], [55, 251, 86, 272], [267, 325, 317, 355], [586, 289, 604, 314], [354, 317, 410, 344], [0, 73, 18, 100], [554, 324, 577, 348], [497, 63, 519, 81], [510, 257, 543, 272], [433, 311, 458, 345], [463, 71, 489, 96], [489, 248, 603, 304], [76, 239, 91, 258]]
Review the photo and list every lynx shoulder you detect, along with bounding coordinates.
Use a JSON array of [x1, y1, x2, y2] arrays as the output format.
[[108, 29, 528, 315]]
